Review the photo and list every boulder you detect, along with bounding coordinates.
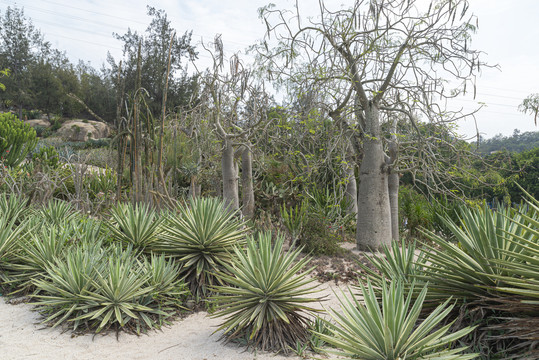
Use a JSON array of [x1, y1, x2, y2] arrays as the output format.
[[56, 120, 111, 142], [24, 119, 51, 128]]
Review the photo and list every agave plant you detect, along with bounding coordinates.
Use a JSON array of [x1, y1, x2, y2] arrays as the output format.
[[32, 242, 105, 329], [153, 197, 248, 297], [38, 199, 79, 226], [211, 232, 321, 353], [0, 215, 28, 282], [107, 202, 163, 251], [418, 203, 536, 302], [34, 244, 173, 334], [8, 225, 70, 292], [0, 193, 28, 224], [317, 280, 477, 360]]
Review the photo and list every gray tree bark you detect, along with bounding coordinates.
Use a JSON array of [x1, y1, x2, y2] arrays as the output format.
[[387, 118, 400, 241], [344, 161, 358, 219], [241, 145, 255, 220], [388, 170, 399, 241], [356, 104, 392, 251], [222, 138, 239, 211]]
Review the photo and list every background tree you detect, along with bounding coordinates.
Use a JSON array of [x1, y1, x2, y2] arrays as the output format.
[[0, 6, 49, 119], [257, 0, 485, 250], [108, 6, 198, 116], [519, 93, 539, 126]]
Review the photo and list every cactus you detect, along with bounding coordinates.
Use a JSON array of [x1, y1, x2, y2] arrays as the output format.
[[0, 112, 37, 168]]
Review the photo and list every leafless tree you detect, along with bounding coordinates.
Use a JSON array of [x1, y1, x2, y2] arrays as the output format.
[[257, 0, 487, 249]]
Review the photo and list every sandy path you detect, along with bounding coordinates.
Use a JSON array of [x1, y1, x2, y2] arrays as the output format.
[[0, 281, 348, 360]]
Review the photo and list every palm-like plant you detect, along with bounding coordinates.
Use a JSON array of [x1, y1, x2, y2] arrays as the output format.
[[107, 202, 163, 251], [33, 244, 188, 334], [418, 204, 536, 302], [318, 280, 477, 360], [280, 200, 307, 249], [0, 215, 27, 282], [153, 197, 248, 297], [211, 232, 321, 353], [39, 199, 79, 226], [0, 193, 27, 224]]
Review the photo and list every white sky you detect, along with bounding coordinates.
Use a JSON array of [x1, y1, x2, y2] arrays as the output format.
[[1, 0, 538, 139]]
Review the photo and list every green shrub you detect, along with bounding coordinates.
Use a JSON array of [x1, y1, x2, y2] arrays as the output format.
[[299, 215, 342, 256], [153, 197, 248, 297], [212, 232, 321, 353], [0, 112, 37, 167], [107, 202, 163, 251], [32, 146, 60, 169], [399, 186, 435, 236], [33, 244, 188, 334], [318, 281, 477, 360]]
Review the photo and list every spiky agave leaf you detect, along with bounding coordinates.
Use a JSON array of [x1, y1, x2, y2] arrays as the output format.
[[153, 197, 248, 297], [317, 280, 477, 360], [211, 232, 321, 354], [107, 202, 163, 251]]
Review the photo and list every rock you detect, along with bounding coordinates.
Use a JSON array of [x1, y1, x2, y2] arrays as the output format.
[[56, 120, 111, 142], [24, 119, 51, 128]]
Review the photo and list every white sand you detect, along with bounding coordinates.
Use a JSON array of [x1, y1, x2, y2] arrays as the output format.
[[0, 281, 348, 360]]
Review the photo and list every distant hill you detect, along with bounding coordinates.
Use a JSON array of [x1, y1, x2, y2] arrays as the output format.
[[478, 130, 539, 154]]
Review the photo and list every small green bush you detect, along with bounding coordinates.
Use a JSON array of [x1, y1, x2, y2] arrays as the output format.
[[32, 146, 60, 169], [0, 112, 37, 167], [299, 215, 342, 256]]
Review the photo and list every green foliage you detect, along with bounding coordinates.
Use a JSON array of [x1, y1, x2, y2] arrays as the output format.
[[153, 197, 248, 297], [399, 186, 435, 235], [85, 167, 117, 199], [0, 112, 37, 167], [212, 232, 320, 353], [318, 281, 477, 360], [419, 204, 536, 303], [0, 192, 27, 224], [280, 199, 307, 248], [33, 244, 188, 334], [32, 145, 59, 168], [299, 215, 342, 256], [107, 202, 163, 251]]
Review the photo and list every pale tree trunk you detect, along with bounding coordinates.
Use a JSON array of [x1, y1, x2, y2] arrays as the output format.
[[344, 161, 358, 219], [387, 117, 399, 241], [222, 138, 239, 211], [356, 104, 392, 251], [241, 145, 255, 220], [388, 170, 399, 241]]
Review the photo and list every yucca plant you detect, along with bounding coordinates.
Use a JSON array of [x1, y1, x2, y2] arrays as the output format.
[[38, 199, 79, 226], [107, 202, 163, 251], [34, 244, 186, 334], [0, 215, 28, 283], [153, 197, 248, 297], [143, 253, 189, 307], [0, 193, 28, 224], [211, 232, 321, 353], [418, 204, 535, 302], [8, 224, 70, 292], [32, 242, 105, 329], [317, 280, 477, 360]]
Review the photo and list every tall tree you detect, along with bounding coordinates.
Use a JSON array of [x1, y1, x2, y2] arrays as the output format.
[[0, 6, 48, 119], [108, 6, 198, 116], [258, 0, 485, 250]]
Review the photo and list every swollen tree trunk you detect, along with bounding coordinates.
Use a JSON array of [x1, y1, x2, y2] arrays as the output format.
[[222, 138, 239, 211], [241, 145, 255, 220], [356, 104, 392, 251], [344, 161, 358, 219]]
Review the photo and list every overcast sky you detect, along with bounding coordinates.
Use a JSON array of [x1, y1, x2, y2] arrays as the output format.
[[1, 0, 538, 139]]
